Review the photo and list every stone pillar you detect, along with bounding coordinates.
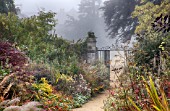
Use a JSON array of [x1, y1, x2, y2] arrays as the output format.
[[86, 32, 97, 64]]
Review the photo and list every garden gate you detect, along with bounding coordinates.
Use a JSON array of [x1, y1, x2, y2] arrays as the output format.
[[86, 32, 132, 74], [97, 45, 126, 70]]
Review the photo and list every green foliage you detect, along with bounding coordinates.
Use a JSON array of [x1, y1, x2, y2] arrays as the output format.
[[32, 78, 53, 95], [0, 71, 35, 104], [103, 95, 116, 111], [0, 5, 111, 110], [102, 0, 139, 42], [41, 93, 74, 110], [132, 0, 170, 69], [104, 3, 170, 110], [133, 32, 162, 66], [103, 72, 132, 111], [128, 76, 170, 111], [0, 65, 10, 77], [132, 0, 170, 34], [83, 61, 109, 95], [56, 74, 91, 98], [46, 38, 85, 75], [0, 11, 56, 61], [0, 11, 88, 75], [102, 0, 163, 42], [55, 74, 75, 95], [32, 78, 74, 110], [73, 94, 90, 108], [25, 63, 55, 83]]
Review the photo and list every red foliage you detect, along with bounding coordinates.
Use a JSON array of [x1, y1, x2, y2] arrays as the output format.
[[0, 42, 28, 70]]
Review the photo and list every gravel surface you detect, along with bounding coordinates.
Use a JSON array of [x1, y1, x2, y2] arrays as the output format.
[[73, 55, 124, 111], [72, 72, 119, 111]]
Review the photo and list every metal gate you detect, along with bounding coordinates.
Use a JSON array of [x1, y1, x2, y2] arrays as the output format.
[[97, 45, 133, 72]]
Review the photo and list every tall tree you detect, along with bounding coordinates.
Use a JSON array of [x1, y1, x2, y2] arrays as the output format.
[[64, 0, 104, 40], [102, 0, 139, 42], [132, 0, 170, 34], [132, 0, 170, 66], [0, 0, 16, 14], [0, 11, 56, 60], [102, 0, 162, 42], [79, 0, 101, 17]]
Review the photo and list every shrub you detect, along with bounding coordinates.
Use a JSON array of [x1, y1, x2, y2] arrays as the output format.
[[41, 93, 74, 111], [55, 74, 91, 97], [32, 78, 53, 95], [32, 78, 74, 110], [73, 94, 90, 108], [103, 73, 132, 111], [0, 42, 28, 71], [25, 63, 55, 83], [0, 72, 35, 102], [128, 76, 170, 111], [82, 61, 110, 95], [0, 99, 42, 111]]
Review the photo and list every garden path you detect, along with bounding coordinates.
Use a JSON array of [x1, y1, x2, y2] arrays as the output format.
[[73, 56, 124, 111]]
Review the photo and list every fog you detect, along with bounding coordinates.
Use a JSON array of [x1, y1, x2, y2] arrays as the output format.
[[14, 0, 114, 48], [15, 0, 81, 13]]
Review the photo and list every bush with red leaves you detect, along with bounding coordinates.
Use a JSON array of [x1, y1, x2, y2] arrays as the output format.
[[0, 42, 28, 70]]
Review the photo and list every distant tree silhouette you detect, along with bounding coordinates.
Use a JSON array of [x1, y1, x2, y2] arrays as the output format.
[[64, 0, 104, 40], [0, 0, 16, 14], [102, 0, 162, 42]]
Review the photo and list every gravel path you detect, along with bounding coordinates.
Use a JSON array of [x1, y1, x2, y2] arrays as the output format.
[[73, 56, 124, 111], [72, 72, 119, 111], [72, 91, 109, 111]]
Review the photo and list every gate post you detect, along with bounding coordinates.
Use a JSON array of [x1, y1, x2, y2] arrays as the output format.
[[104, 50, 110, 81], [86, 32, 97, 64]]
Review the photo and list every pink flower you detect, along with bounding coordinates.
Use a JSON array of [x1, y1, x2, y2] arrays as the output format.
[[134, 89, 139, 94], [111, 91, 114, 96], [112, 102, 115, 107], [168, 93, 170, 98]]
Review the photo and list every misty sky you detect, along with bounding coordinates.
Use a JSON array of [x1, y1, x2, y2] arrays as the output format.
[[14, 0, 114, 48], [15, 0, 106, 14]]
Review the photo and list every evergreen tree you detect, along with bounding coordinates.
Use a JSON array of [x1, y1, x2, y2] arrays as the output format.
[[0, 0, 16, 14], [64, 0, 104, 40], [132, 0, 170, 34], [79, 0, 101, 17], [102, 0, 162, 42]]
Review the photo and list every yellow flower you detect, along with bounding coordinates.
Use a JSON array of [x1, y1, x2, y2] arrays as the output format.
[[33, 78, 53, 94]]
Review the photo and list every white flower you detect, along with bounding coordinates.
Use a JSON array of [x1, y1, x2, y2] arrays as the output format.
[[4, 106, 21, 111], [7, 98, 20, 106]]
